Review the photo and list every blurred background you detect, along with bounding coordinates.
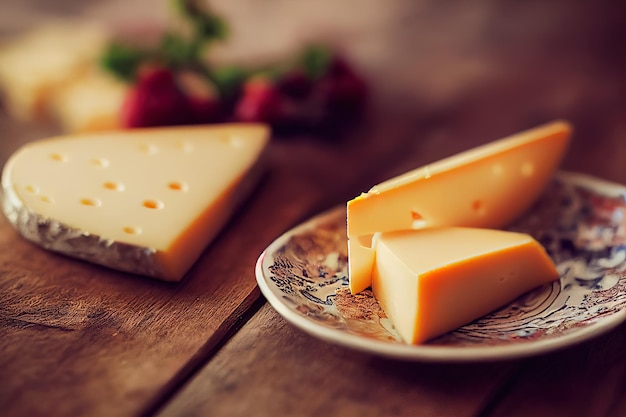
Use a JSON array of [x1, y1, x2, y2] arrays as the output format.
[[2, 0, 626, 181]]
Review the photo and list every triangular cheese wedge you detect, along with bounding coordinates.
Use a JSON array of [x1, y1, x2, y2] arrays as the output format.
[[372, 227, 559, 344], [348, 120, 571, 293], [2, 123, 270, 281]]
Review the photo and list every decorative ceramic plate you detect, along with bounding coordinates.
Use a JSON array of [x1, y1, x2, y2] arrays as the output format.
[[255, 172, 626, 361]]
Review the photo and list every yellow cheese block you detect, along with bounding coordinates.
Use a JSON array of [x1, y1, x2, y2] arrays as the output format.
[[371, 227, 559, 344], [1, 123, 270, 281], [348, 120, 571, 293]]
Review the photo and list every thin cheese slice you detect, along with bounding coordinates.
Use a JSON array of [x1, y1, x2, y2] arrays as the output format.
[[371, 227, 559, 344], [348, 120, 571, 293], [1, 123, 270, 281]]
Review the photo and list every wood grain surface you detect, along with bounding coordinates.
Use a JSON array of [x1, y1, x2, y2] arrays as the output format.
[[158, 305, 626, 417], [158, 304, 519, 417], [1, 1, 626, 417]]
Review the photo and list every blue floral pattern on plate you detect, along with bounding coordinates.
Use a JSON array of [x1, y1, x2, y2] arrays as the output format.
[[255, 172, 626, 361]]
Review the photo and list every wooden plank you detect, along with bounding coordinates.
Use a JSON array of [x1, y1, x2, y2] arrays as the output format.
[[157, 304, 520, 417], [483, 321, 626, 417]]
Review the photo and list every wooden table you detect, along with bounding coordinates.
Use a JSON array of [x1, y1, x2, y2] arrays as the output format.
[[1, 1, 626, 416]]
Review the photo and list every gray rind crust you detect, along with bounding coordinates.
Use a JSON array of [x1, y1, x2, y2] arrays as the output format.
[[1, 186, 169, 280]]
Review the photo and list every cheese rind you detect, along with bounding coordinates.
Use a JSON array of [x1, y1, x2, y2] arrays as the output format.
[[371, 227, 559, 344], [1, 123, 270, 281], [348, 120, 571, 293]]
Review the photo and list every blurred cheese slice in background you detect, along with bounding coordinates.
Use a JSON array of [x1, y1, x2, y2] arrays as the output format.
[[0, 23, 111, 123], [50, 68, 127, 133], [348, 120, 571, 293], [372, 227, 559, 344], [1, 123, 270, 281]]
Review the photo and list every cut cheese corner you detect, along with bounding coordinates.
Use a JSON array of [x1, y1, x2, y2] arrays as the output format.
[[347, 120, 571, 292], [1, 123, 271, 281], [348, 235, 376, 294], [371, 227, 559, 344]]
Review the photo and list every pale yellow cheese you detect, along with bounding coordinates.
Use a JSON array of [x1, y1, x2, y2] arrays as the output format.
[[50, 68, 128, 133], [1, 123, 270, 281], [348, 120, 571, 293], [0, 23, 109, 122], [371, 227, 559, 344]]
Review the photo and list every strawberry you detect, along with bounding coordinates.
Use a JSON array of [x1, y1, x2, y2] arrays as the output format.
[[187, 96, 221, 124], [234, 77, 285, 124], [276, 69, 313, 99], [322, 56, 367, 117], [324, 70, 367, 116], [120, 67, 194, 128]]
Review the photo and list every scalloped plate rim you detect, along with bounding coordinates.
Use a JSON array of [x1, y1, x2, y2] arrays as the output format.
[[255, 170, 626, 362]]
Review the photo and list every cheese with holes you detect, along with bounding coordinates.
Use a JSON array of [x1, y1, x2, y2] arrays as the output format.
[[1, 123, 270, 281], [372, 227, 559, 344], [348, 120, 571, 293]]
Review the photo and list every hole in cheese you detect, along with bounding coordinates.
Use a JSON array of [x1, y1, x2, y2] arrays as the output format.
[[472, 199, 485, 216], [143, 199, 164, 210], [80, 198, 101, 207], [50, 153, 67, 162], [176, 141, 194, 152], [411, 210, 427, 229], [91, 158, 110, 168], [521, 162, 535, 177], [168, 181, 188, 191], [40, 195, 53, 203], [103, 181, 124, 191], [123, 226, 141, 235], [139, 143, 159, 155], [25, 185, 39, 194]]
